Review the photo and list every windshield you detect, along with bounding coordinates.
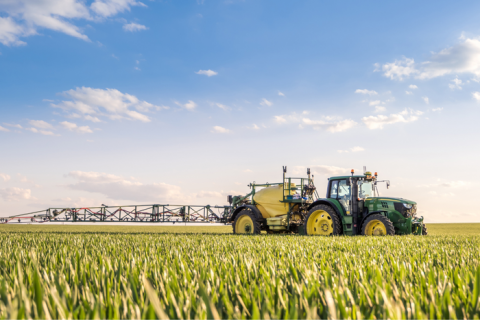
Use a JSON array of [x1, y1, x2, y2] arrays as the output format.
[[359, 181, 374, 198]]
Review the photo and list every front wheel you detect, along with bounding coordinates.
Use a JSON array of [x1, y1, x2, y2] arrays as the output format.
[[302, 205, 342, 236], [232, 210, 261, 234], [362, 214, 395, 236]]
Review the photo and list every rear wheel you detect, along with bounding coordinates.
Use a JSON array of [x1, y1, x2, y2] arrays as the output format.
[[362, 214, 395, 236], [302, 205, 342, 236], [232, 210, 261, 234], [422, 224, 428, 235]]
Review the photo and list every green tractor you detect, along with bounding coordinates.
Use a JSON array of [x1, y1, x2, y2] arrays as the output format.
[[227, 167, 426, 236]]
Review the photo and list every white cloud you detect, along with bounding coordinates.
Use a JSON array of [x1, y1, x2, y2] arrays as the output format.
[[431, 107, 443, 112], [90, 0, 146, 18], [211, 126, 230, 133], [243, 169, 252, 173], [473, 92, 480, 101], [278, 91, 285, 97], [53, 87, 159, 122], [362, 109, 423, 130], [29, 120, 53, 129], [0, 16, 29, 46], [449, 77, 463, 90], [260, 98, 273, 107], [375, 106, 386, 113], [0, 125, 10, 132], [0, 1, 90, 46], [195, 69, 218, 77], [302, 118, 356, 133], [409, 85, 418, 89], [379, 38, 480, 80], [0, 173, 10, 181], [419, 38, 480, 79], [60, 121, 93, 133], [422, 96, 429, 104], [338, 146, 365, 153], [369, 100, 382, 106], [215, 103, 230, 111], [123, 22, 147, 32], [84, 115, 102, 122], [66, 171, 185, 202], [355, 89, 378, 95], [3, 123, 22, 129], [249, 124, 260, 130], [0, 0, 146, 46], [405, 91, 413, 95], [27, 127, 55, 136], [274, 112, 355, 133], [0, 187, 31, 201], [379, 57, 418, 80], [175, 100, 197, 111]]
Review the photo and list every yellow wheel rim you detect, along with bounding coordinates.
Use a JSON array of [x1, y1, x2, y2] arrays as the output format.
[[306, 210, 333, 235], [365, 219, 387, 236], [235, 215, 254, 234]]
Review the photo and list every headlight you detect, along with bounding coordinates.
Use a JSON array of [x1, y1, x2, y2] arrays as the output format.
[[403, 203, 413, 209]]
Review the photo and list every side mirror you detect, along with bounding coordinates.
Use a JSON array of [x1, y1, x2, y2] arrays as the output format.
[[346, 179, 351, 186]]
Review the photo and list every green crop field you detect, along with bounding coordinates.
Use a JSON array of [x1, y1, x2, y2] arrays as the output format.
[[0, 224, 479, 319]]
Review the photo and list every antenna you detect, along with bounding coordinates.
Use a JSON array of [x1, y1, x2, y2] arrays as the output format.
[[363, 166, 366, 174]]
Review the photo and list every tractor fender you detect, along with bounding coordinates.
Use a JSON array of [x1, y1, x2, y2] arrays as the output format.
[[359, 210, 387, 228], [307, 199, 342, 217], [229, 205, 264, 223]]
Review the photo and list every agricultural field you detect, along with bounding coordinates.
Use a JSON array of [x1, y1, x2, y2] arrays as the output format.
[[0, 224, 479, 319]]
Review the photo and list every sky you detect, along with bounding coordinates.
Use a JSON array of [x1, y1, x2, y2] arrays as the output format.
[[1, 0, 480, 223]]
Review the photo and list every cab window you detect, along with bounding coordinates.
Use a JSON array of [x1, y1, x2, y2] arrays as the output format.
[[338, 180, 351, 198], [338, 179, 352, 215], [329, 180, 339, 198]]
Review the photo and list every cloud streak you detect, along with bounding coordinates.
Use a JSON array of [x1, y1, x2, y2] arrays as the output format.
[[53, 87, 160, 122], [0, 0, 147, 46], [123, 22, 148, 32], [377, 37, 480, 80], [362, 109, 423, 129], [195, 69, 217, 76], [60, 121, 93, 133]]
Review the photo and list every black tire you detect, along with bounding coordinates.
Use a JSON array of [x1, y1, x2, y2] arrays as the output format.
[[301, 204, 342, 236], [361, 214, 395, 236], [232, 210, 261, 234], [422, 224, 428, 235]]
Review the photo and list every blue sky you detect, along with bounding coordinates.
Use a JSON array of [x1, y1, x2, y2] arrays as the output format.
[[1, 0, 480, 222]]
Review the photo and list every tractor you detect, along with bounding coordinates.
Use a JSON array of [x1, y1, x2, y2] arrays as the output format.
[[227, 167, 426, 236]]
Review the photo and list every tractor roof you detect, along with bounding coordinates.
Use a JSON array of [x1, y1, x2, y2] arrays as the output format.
[[329, 175, 366, 180]]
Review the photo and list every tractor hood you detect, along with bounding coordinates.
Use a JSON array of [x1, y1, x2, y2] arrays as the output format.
[[366, 197, 417, 205]]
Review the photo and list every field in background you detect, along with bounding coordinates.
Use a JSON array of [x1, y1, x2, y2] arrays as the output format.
[[0, 224, 479, 319], [0, 223, 479, 235]]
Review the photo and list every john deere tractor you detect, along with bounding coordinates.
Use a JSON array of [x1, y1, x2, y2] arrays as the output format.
[[227, 167, 426, 236]]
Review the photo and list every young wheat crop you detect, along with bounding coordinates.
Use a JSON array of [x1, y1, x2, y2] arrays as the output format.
[[0, 229, 479, 319]]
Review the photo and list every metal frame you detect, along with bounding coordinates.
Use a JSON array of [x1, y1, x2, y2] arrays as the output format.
[[0, 204, 232, 224]]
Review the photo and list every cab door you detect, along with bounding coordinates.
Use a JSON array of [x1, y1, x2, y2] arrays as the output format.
[[328, 179, 351, 215]]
